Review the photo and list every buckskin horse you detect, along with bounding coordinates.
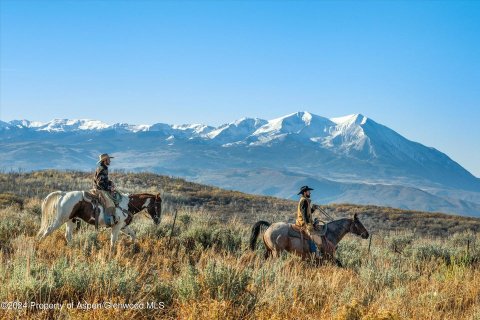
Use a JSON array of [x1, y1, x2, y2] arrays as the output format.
[[37, 191, 161, 248], [249, 213, 369, 266]]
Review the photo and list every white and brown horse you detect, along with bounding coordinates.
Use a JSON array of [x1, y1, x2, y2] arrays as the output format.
[[37, 191, 161, 248], [250, 213, 369, 265]]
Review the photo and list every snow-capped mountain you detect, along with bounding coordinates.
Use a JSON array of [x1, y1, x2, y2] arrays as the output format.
[[247, 112, 334, 145], [1, 111, 480, 217], [207, 118, 268, 144], [7, 119, 110, 132]]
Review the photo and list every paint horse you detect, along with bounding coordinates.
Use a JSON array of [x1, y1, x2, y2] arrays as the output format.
[[250, 213, 369, 265], [37, 191, 161, 248]]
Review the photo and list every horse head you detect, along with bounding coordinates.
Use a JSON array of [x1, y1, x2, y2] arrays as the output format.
[[128, 193, 162, 225], [350, 213, 369, 239], [151, 193, 162, 225]]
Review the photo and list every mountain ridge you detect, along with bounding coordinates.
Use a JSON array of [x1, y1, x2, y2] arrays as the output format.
[[1, 111, 479, 216]]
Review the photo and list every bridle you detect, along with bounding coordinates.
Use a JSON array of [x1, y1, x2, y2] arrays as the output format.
[[128, 195, 161, 221], [152, 199, 161, 221], [349, 218, 368, 238]]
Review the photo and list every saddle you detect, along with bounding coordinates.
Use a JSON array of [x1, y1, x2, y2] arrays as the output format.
[[289, 224, 312, 241], [83, 189, 100, 203], [83, 190, 119, 228], [289, 223, 327, 240], [289, 223, 334, 255]]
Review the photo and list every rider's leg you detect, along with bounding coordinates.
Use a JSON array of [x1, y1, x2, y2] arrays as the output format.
[[306, 228, 323, 258], [100, 191, 118, 225], [308, 239, 317, 253]]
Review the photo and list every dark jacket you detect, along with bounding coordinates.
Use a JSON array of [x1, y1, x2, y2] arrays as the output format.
[[93, 163, 112, 191]]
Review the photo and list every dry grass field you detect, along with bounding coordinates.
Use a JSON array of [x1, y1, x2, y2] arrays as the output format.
[[0, 170, 479, 319]]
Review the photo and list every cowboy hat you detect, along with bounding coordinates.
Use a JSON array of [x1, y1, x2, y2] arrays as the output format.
[[97, 153, 114, 163], [298, 185, 314, 195]]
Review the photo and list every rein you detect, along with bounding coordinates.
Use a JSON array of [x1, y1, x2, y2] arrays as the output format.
[[317, 206, 334, 220]]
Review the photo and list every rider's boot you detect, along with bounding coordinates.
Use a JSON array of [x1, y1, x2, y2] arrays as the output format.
[[310, 233, 324, 259]]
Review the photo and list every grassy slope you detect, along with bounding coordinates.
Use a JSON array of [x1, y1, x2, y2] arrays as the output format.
[[1, 170, 479, 236], [0, 170, 479, 319]]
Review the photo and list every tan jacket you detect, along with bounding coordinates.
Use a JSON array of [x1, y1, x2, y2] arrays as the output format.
[[296, 196, 313, 228]]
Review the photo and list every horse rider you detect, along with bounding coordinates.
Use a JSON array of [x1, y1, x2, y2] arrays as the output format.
[[93, 153, 118, 225], [296, 185, 322, 258]]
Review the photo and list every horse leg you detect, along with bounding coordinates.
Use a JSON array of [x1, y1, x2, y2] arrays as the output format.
[[262, 234, 271, 259], [38, 219, 65, 240], [110, 222, 124, 249], [65, 220, 76, 243], [75, 218, 82, 231], [335, 258, 343, 267], [121, 226, 136, 241]]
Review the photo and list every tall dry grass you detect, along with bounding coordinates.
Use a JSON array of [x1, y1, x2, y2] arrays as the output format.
[[0, 199, 479, 320]]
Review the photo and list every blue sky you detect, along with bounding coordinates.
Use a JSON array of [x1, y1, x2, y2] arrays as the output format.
[[1, 1, 479, 176]]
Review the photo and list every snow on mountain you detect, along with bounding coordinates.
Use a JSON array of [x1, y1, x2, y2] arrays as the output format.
[[170, 124, 215, 140], [207, 118, 268, 144], [172, 123, 214, 136], [7, 119, 110, 132], [330, 113, 368, 125], [249, 111, 334, 145], [38, 119, 104, 132], [0, 113, 467, 167], [110, 122, 150, 133], [8, 119, 44, 129], [2, 111, 479, 216], [323, 114, 375, 157], [0, 114, 468, 170]]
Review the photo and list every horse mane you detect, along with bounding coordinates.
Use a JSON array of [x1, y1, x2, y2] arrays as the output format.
[[129, 193, 158, 198], [326, 218, 352, 232], [326, 217, 351, 224]]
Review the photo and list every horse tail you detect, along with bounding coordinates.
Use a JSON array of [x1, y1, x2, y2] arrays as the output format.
[[249, 220, 271, 251], [37, 191, 64, 238]]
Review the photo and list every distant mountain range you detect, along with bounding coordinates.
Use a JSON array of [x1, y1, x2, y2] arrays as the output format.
[[1, 111, 479, 217]]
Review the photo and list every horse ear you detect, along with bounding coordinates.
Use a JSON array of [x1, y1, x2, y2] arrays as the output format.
[[156, 193, 161, 200], [353, 213, 358, 220]]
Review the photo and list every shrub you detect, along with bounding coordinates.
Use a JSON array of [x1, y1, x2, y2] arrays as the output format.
[[0, 193, 23, 209], [336, 239, 364, 269], [181, 225, 213, 250], [202, 260, 251, 302], [180, 225, 243, 253], [140, 223, 173, 239], [149, 282, 175, 306], [178, 214, 192, 227], [176, 265, 201, 301], [71, 230, 102, 256], [388, 234, 414, 254], [412, 244, 453, 264], [0, 208, 38, 250], [210, 228, 242, 253]]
